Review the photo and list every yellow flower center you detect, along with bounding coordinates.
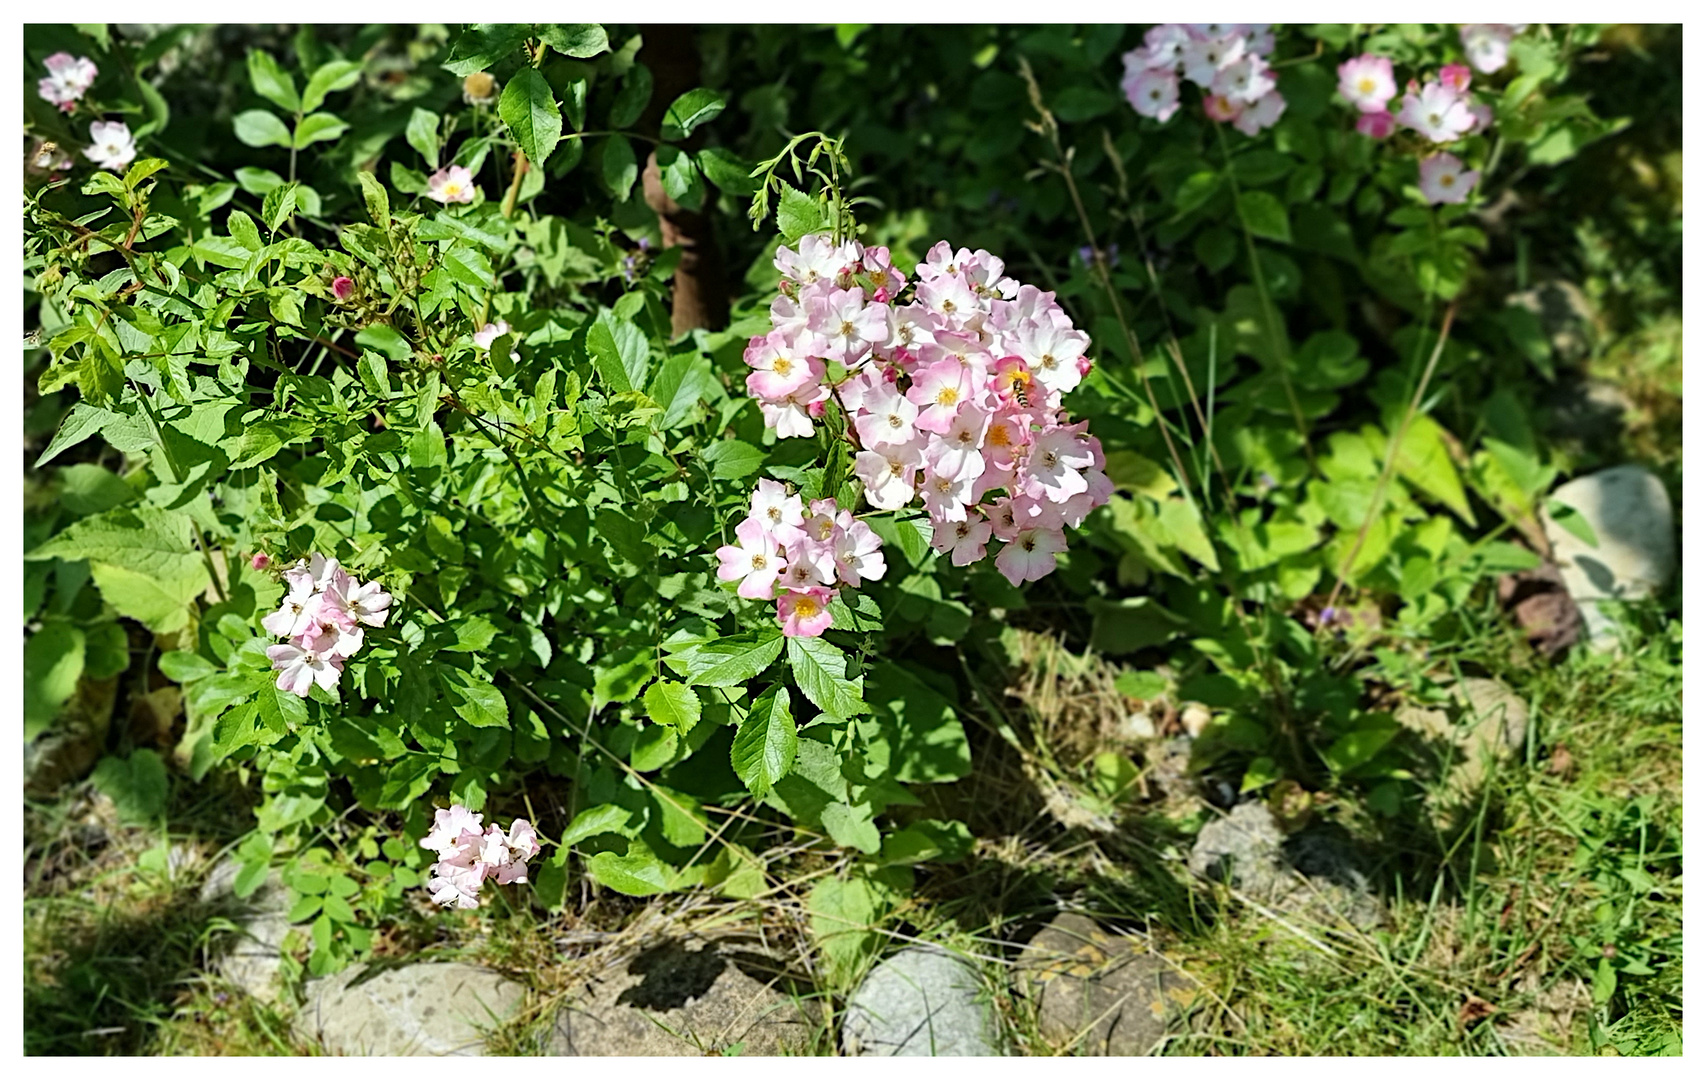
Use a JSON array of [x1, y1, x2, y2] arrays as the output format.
[[988, 424, 1012, 447], [1358, 78, 1374, 94], [442, 182, 463, 198], [936, 387, 960, 406], [792, 596, 820, 618], [750, 553, 768, 570], [773, 356, 793, 376], [1441, 174, 1456, 187]]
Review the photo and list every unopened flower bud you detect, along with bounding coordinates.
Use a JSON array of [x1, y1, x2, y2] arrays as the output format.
[[331, 276, 355, 301], [251, 553, 271, 570], [463, 71, 498, 105]]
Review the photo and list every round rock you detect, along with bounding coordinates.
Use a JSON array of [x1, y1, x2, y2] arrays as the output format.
[[842, 945, 1001, 1056], [1542, 465, 1676, 648]]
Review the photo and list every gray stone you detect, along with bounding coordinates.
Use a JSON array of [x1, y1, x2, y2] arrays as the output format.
[[1188, 803, 1383, 930], [1543, 466, 1676, 649], [556, 935, 813, 1056], [199, 856, 293, 1003], [297, 962, 554, 1056], [843, 945, 1000, 1056], [1016, 913, 1191, 1055]]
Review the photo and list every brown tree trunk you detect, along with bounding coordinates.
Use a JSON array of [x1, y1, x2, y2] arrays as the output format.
[[637, 25, 728, 336]]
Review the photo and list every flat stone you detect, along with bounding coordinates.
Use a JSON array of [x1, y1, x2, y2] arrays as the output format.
[[1542, 466, 1676, 649], [843, 945, 1000, 1056], [296, 962, 553, 1056], [1188, 803, 1383, 930], [199, 856, 292, 1003], [557, 935, 813, 1055], [1016, 913, 1190, 1055]]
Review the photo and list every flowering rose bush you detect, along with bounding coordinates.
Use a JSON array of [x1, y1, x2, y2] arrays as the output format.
[[24, 22, 1643, 983]]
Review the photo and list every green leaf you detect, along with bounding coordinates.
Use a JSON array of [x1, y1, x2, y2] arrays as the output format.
[[731, 685, 796, 797], [661, 88, 726, 142], [1389, 416, 1474, 526], [563, 804, 638, 846], [233, 110, 292, 149], [405, 107, 440, 170], [537, 24, 609, 58], [586, 842, 674, 896], [90, 750, 168, 824], [58, 463, 135, 516], [700, 439, 764, 480], [786, 636, 865, 719], [586, 311, 649, 392], [356, 170, 390, 229], [602, 134, 637, 201], [443, 24, 532, 77], [301, 59, 362, 113], [159, 650, 217, 684], [28, 507, 209, 634], [631, 724, 678, 771], [775, 181, 828, 244], [1237, 189, 1292, 244], [697, 147, 758, 195], [609, 64, 652, 129], [686, 633, 784, 687], [226, 208, 263, 251], [37, 403, 113, 468], [246, 49, 299, 113], [499, 68, 562, 168], [658, 145, 704, 211], [442, 669, 509, 728], [808, 875, 888, 982], [262, 182, 300, 232], [24, 623, 86, 740], [355, 325, 411, 362], [292, 112, 349, 149], [643, 680, 702, 734]]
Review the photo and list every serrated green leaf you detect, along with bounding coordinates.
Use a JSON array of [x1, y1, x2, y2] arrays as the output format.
[[731, 685, 796, 797], [686, 633, 784, 687], [697, 147, 757, 195], [643, 680, 702, 734], [356, 170, 390, 228], [498, 67, 562, 168], [1237, 189, 1292, 244], [786, 636, 865, 719]]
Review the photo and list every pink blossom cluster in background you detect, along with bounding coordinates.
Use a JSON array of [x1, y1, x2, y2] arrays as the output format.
[[1120, 24, 1286, 137], [1460, 24, 1528, 75], [740, 234, 1111, 592], [37, 52, 97, 113], [261, 553, 393, 697], [716, 480, 886, 638], [419, 804, 541, 909]]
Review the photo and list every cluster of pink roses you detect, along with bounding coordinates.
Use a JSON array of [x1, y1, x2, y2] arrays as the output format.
[[716, 480, 886, 638], [419, 804, 541, 909], [261, 554, 393, 698], [738, 234, 1111, 592], [1121, 24, 1285, 137], [1337, 26, 1523, 207], [37, 52, 98, 113]]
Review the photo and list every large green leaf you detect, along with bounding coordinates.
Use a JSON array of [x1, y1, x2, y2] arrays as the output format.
[[586, 842, 674, 896], [731, 685, 796, 797], [787, 636, 865, 719], [498, 67, 562, 168], [246, 49, 299, 112], [24, 623, 86, 741], [643, 680, 702, 734], [1237, 189, 1292, 244], [301, 59, 362, 113], [233, 109, 292, 149], [685, 632, 783, 687], [27, 507, 210, 633]]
